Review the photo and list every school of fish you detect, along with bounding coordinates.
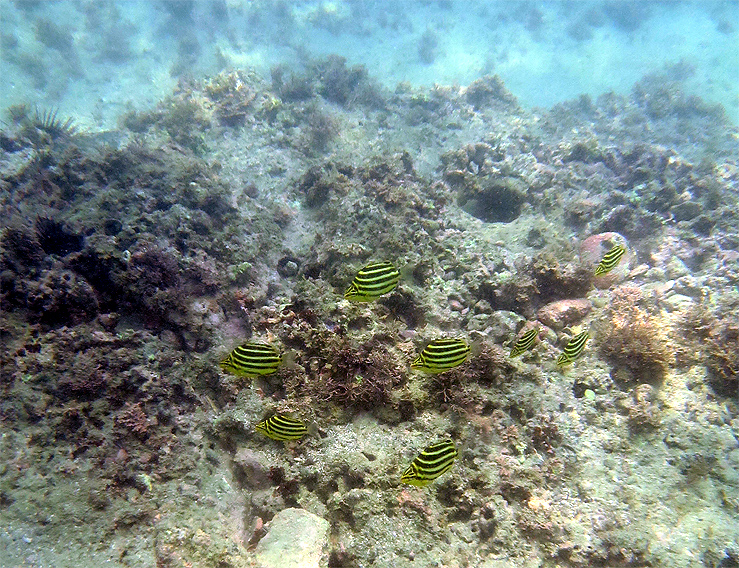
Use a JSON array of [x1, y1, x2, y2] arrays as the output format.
[[219, 245, 627, 486]]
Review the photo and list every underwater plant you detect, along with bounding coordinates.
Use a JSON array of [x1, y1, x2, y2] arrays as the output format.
[[594, 285, 671, 383], [464, 75, 519, 110], [159, 96, 209, 153], [202, 70, 257, 127], [285, 333, 405, 414], [311, 55, 373, 107], [271, 64, 315, 102], [299, 104, 339, 156], [705, 319, 739, 397]]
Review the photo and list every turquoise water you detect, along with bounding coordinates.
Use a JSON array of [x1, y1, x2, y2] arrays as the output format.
[[1, 1, 737, 127]]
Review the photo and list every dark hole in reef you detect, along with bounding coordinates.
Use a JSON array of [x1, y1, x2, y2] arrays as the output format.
[[718, 550, 739, 568], [397, 399, 416, 422], [303, 263, 322, 279], [572, 382, 590, 398], [460, 179, 526, 223], [277, 255, 301, 278], [103, 219, 123, 236], [0, 491, 15, 508], [343, 471, 365, 490], [191, 221, 211, 236], [154, 199, 172, 211], [35, 217, 84, 256]]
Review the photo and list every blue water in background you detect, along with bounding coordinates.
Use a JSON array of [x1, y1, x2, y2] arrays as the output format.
[[1, 0, 737, 129]]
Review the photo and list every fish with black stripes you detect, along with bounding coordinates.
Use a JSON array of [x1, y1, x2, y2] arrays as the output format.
[[344, 261, 400, 302], [256, 414, 308, 441], [556, 331, 590, 368], [595, 244, 627, 276], [411, 338, 471, 373], [509, 326, 539, 358], [220, 342, 282, 377], [401, 439, 458, 487]]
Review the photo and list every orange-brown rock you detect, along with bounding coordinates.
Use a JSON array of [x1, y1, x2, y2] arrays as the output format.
[[537, 299, 592, 330]]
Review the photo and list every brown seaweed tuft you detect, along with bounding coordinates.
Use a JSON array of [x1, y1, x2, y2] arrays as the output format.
[[705, 319, 739, 397], [595, 285, 672, 383], [309, 338, 405, 412]]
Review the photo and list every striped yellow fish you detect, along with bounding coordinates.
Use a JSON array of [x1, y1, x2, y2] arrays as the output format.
[[220, 342, 282, 377], [595, 244, 627, 276], [556, 331, 590, 367], [509, 327, 539, 358], [256, 414, 308, 441], [401, 440, 458, 487], [344, 261, 400, 302], [411, 338, 471, 373]]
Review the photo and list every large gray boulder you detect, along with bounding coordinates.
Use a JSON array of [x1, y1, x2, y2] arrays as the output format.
[[255, 508, 330, 568]]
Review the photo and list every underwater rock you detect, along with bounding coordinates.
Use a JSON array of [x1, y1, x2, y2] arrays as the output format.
[[0, 226, 45, 271], [621, 383, 662, 432], [671, 200, 702, 222], [255, 508, 330, 568], [25, 269, 99, 325], [232, 448, 272, 490], [596, 203, 663, 241], [536, 298, 592, 330], [459, 176, 527, 223]]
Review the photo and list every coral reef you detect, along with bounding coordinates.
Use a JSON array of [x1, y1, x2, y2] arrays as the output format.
[[1, 57, 738, 568], [24, 268, 99, 325]]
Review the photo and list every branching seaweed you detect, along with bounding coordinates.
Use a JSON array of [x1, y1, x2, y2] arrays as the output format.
[[706, 320, 739, 397], [595, 285, 671, 383]]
